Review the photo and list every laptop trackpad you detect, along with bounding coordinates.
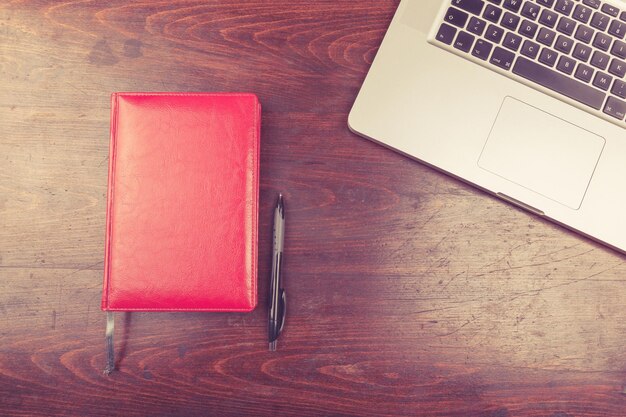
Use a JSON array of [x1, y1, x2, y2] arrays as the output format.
[[478, 97, 605, 210]]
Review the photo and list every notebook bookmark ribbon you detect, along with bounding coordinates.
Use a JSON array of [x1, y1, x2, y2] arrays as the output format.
[[104, 312, 115, 375]]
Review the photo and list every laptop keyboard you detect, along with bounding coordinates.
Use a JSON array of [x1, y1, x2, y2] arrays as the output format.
[[431, 0, 626, 127]]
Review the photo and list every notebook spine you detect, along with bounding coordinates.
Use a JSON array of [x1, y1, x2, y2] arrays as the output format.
[[101, 93, 119, 310]]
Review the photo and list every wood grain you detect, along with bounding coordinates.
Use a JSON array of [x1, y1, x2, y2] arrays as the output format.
[[1, 1, 626, 416]]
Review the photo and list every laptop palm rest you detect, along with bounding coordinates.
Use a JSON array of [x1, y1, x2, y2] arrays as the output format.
[[478, 97, 605, 210]]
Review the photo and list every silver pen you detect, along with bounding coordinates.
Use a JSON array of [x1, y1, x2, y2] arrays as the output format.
[[268, 194, 286, 351]]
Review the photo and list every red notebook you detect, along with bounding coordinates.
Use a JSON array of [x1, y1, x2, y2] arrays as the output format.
[[101, 93, 260, 312]]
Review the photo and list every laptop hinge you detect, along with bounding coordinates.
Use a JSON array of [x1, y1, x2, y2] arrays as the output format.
[[497, 193, 545, 217]]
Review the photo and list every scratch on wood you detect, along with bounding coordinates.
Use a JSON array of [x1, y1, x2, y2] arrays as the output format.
[[59, 261, 104, 281], [436, 318, 474, 337], [507, 262, 623, 302], [420, 206, 443, 230], [431, 230, 453, 252], [98, 156, 109, 167], [440, 265, 469, 292], [475, 248, 597, 279], [65, 82, 88, 96]]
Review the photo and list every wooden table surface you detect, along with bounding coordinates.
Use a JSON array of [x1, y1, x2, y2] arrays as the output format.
[[2, 1, 626, 416]]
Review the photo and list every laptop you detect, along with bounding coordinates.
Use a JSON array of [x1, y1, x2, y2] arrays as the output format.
[[349, 0, 626, 253]]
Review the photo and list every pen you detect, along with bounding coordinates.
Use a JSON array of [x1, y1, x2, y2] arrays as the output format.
[[269, 193, 286, 351]]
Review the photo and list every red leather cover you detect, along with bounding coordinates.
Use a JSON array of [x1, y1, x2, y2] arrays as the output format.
[[102, 93, 260, 311]]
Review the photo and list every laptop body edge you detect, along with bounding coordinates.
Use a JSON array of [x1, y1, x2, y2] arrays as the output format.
[[349, 0, 626, 254]]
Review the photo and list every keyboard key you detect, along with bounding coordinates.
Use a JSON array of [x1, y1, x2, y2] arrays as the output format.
[[483, 4, 502, 22], [573, 43, 592, 62], [536, 0, 554, 8], [611, 79, 626, 98], [590, 12, 611, 30], [501, 12, 520, 30], [609, 58, 626, 77], [557, 16, 577, 35], [502, 0, 522, 12], [436, 23, 458, 44], [582, 0, 601, 9], [609, 20, 626, 39], [573, 5, 593, 24], [621, 11, 626, 23], [520, 19, 539, 38], [575, 63, 595, 82], [555, 35, 575, 53], [472, 39, 494, 60], [539, 48, 559, 67], [611, 40, 626, 58], [593, 72, 613, 91], [521, 2, 541, 20], [555, 0, 575, 16], [467, 16, 487, 36], [538, 28, 557, 46], [485, 24, 505, 43], [487, 0, 502, 4], [593, 32, 612, 51], [490, 46, 515, 69], [521, 39, 541, 58], [503, 32, 523, 51], [604, 96, 626, 120], [451, 0, 485, 15], [601, 4, 619, 17], [539, 9, 559, 28], [513, 57, 606, 109], [591, 51, 611, 70], [445, 7, 470, 28], [454, 31, 475, 52], [574, 25, 595, 44], [557, 55, 577, 74]]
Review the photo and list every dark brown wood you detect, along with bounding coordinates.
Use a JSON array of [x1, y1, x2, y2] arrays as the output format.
[[1, 1, 626, 415]]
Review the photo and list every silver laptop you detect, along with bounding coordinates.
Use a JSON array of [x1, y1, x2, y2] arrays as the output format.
[[349, 0, 626, 253]]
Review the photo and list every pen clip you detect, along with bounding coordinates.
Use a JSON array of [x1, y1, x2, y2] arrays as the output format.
[[278, 289, 286, 334]]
